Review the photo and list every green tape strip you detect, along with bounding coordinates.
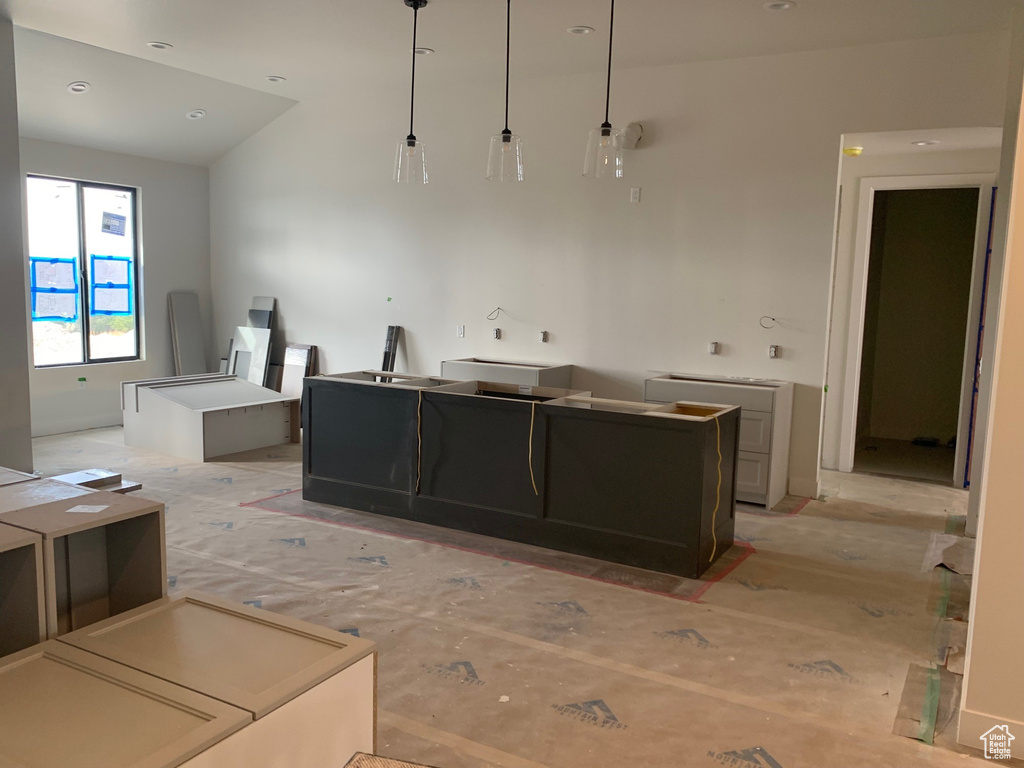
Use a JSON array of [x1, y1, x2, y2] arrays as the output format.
[[917, 667, 941, 745]]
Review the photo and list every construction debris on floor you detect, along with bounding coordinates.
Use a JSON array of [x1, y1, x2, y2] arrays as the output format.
[[29, 426, 1001, 768]]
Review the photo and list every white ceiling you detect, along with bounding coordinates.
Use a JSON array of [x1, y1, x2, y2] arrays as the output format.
[[2, 0, 1017, 165], [13, 28, 296, 166], [843, 127, 1005, 156]]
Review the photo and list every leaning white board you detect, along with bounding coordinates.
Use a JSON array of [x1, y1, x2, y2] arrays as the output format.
[[228, 326, 272, 388], [169, 292, 208, 376]]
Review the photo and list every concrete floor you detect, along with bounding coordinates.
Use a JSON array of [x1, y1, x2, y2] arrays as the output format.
[[31, 427, 1004, 768], [854, 436, 957, 486]]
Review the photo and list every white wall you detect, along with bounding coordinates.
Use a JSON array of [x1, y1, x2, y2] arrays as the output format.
[[959, 55, 1024, 755], [821, 148, 1002, 471], [20, 139, 212, 436], [210, 31, 1011, 499], [966, 10, 1024, 539], [0, 16, 33, 471]]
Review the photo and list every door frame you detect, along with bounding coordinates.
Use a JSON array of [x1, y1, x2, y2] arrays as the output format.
[[834, 173, 996, 477]]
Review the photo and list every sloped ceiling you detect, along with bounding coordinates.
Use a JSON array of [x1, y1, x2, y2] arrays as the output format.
[[2, 0, 1016, 165]]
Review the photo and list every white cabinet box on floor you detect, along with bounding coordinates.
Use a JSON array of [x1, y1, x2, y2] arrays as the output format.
[[0, 521, 45, 657], [0, 488, 166, 638], [60, 591, 378, 768], [645, 373, 794, 509], [0, 466, 37, 487], [0, 640, 251, 768], [440, 357, 573, 388], [0, 478, 94, 515], [122, 374, 299, 461]]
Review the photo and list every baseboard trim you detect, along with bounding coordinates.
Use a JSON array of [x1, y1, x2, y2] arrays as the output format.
[[958, 707, 1024, 759], [31, 417, 123, 438]]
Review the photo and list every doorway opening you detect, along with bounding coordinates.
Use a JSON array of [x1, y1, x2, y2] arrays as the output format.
[[818, 127, 1002, 491], [853, 187, 980, 485]]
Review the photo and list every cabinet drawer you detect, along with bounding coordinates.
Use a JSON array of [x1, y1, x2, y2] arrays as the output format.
[[739, 410, 772, 454], [644, 378, 775, 412], [737, 451, 769, 497]]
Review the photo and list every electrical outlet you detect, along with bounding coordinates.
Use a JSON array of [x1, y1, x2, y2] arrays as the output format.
[[456, 325, 465, 338], [630, 187, 641, 203], [493, 328, 502, 340], [708, 341, 719, 355], [77, 377, 87, 390], [539, 331, 549, 343], [769, 345, 780, 359]]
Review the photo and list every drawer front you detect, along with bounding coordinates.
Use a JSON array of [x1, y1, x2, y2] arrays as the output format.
[[645, 378, 775, 412], [737, 451, 769, 496], [739, 410, 772, 454]]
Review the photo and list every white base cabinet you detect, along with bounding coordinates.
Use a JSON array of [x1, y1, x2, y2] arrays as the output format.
[[645, 374, 794, 509], [60, 591, 377, 768]]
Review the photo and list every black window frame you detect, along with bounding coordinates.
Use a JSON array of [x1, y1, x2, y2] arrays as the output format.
[[28, 174, 142, 368]]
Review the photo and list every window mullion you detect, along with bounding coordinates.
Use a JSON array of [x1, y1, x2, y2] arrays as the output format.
[[77, 182, 90, 363]]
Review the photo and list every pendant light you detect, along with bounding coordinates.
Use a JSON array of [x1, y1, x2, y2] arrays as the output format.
[[395, 0, 429, 183], [583, 0, 624, 179], [487, 0, 524, 181]]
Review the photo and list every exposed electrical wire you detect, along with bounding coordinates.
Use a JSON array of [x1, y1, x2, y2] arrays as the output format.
[[487, 307, 506, 321], [528, 401, 539, 496], [415, 389, 423, 494], [759, 315, 777, 329], [709, 415, 722, 563]]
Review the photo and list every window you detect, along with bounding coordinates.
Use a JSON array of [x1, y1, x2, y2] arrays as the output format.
[[26, 176, 140, 367]]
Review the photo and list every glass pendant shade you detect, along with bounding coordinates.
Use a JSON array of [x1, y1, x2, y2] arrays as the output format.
[[583, 126, 624, 179], [487, 133, 524, 182], [395, 139, 428, 184]]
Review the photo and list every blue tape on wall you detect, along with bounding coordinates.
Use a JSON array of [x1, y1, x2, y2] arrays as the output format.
[[89, 254, 133, 316], [29, 257, 79, 322]]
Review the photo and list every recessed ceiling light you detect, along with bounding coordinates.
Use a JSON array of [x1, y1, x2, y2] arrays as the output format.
[[266, 75, 287, 83], [186, 109, 207, 120], [66, 81, 91, 94], [413, 47, 434, 55], [567, 25, 594, 35], [912, 140, 940, 146], [764, 1, 796, 10], [146, 41, 173, 50]]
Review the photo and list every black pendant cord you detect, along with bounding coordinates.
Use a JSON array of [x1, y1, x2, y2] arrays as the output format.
[[502, 0, 511, 137], [408, 3, 420, 143], [602, 0, 615, 131]]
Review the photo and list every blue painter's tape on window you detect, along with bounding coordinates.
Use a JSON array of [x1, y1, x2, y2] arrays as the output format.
[[29, 257, 79, 322], [89, 254, 134, 316]]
